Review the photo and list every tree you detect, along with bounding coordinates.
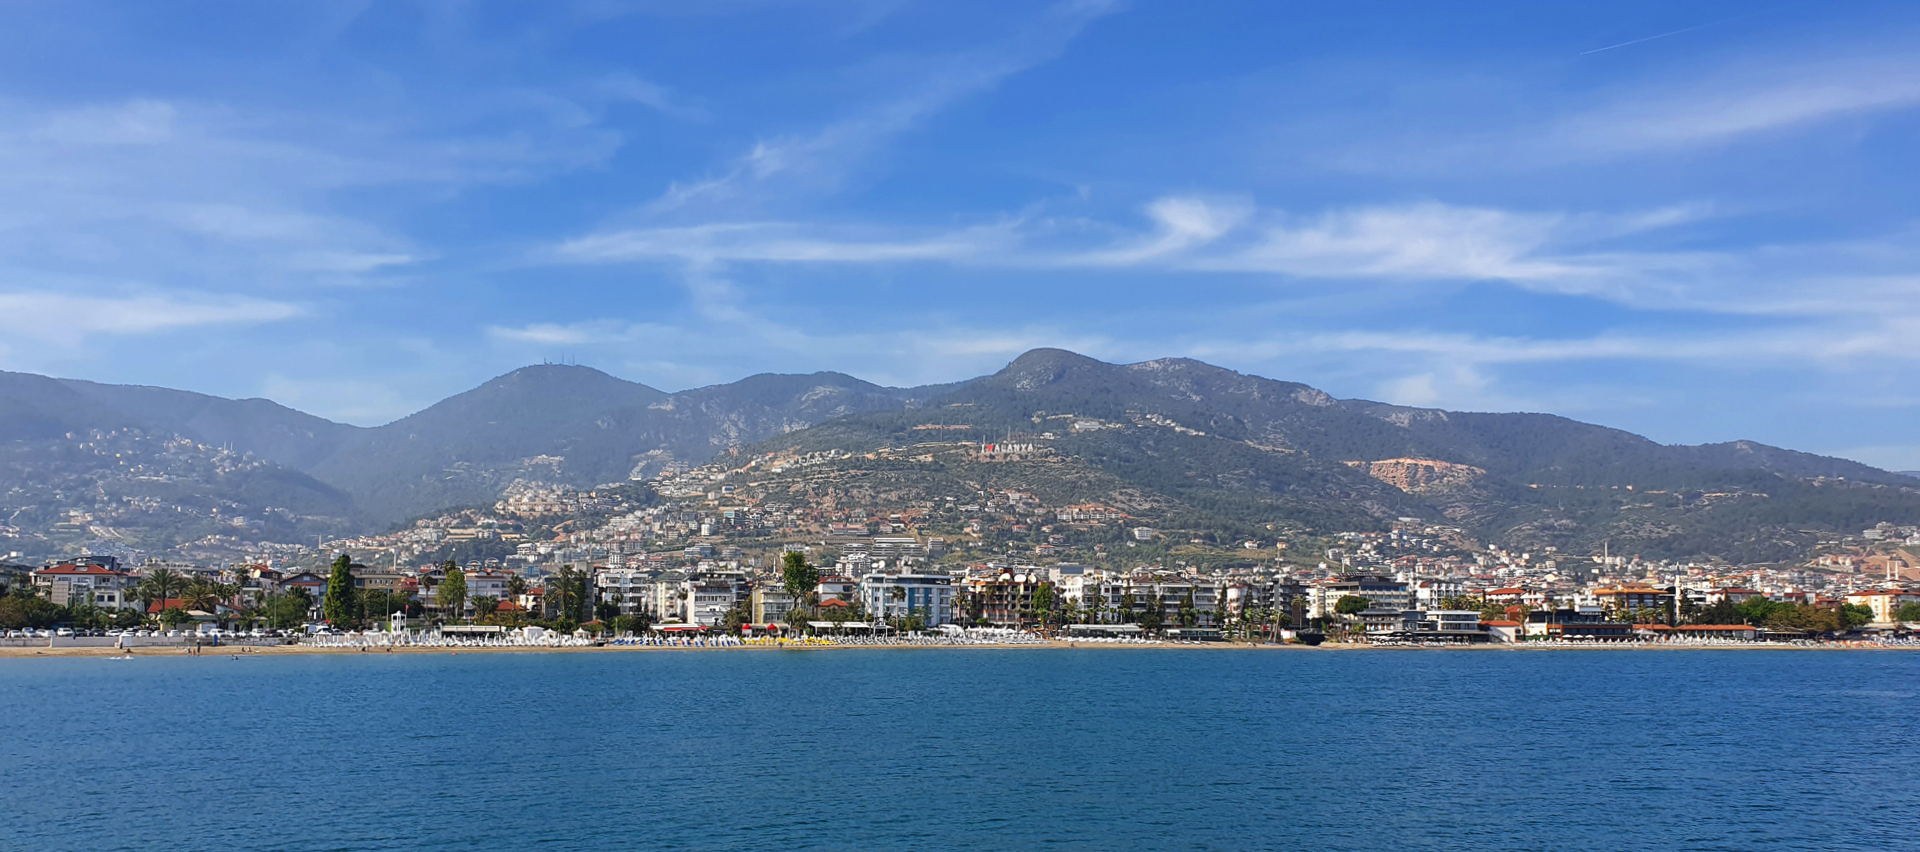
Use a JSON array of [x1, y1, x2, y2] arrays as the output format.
[[1763, 603, 1848, 635], [281, 587, 314, 627], [723, 601, 751, 635], [552, 565, 588, 623], [182, 578, 221, 614], [1439, 594, 1482, 611], [1897, 601, 1920, 623], [1333, 595, 1372, 616], [615, 611, 654, 635], [571, 571, 592, 624], [1178, 587, 1198, 628], [1136, 605, 1164, 633], [0, 593, 62, 629], [472, 596, 500, 619], [507, 573, 529, 600], [136, 567, 185, 615], [1694, 599, 1743, 625], [360, 589, 409, 625], [1737, 596, 1783, 626], [436, 561, 467, 621], [780, 551, 820, 606], [159, 606, 192, 628], [1841, 603, 1875, 629], [1029, 583, 1063, 634], [323, 554, 358, 628]]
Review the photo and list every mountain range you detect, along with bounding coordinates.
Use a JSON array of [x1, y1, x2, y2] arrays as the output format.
[[3, 349, 1916, 563]]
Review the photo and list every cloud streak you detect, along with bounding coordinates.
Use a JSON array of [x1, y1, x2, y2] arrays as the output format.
[[0, 291, 301, 340], [640, 0, 1123, 216]]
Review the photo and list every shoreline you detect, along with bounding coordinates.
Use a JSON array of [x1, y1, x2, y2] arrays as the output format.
[[1, 639, 1913, 659]]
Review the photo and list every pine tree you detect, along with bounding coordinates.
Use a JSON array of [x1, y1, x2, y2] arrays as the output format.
[[323, 554, 359, 628]]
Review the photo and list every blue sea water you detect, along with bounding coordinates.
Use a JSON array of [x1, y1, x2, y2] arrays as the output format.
[[2, 648, 1916, 851]]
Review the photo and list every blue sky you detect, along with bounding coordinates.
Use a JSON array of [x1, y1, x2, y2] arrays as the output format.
[[4, 1, 1920, 468]]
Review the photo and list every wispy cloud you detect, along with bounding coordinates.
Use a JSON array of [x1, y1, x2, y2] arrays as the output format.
[[0, 93, 632, 298], [560, 195, 1706, 289], [554, 189, 1920, 330], [1319, 45, 1920, 177], [1547, 56, 1920, 156], [640, 0, 1122, 216], [0, 291, 301, 340], [558, 220, 1017, 264]]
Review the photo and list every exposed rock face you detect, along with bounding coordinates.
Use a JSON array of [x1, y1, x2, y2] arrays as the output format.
[[1347, 458, 1485, 494]]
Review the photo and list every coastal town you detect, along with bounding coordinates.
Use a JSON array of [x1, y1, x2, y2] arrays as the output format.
[[6, 448, 1920, 651]]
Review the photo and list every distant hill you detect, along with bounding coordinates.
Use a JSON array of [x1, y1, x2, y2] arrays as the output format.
[[0, 365, 948, 554], [740, 349, 1920, 562], [2, 351, 1917, 561], [306, 365, 939, 520]]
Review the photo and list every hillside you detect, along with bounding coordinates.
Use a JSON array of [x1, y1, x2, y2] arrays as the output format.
[[739, 350, 1920, 562], [305, 366, 949, 520], [0, 365, 947, 555], [2, 351, 1917, 562]]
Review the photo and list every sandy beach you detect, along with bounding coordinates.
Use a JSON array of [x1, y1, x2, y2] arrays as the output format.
[[0, 639, 1909, 659]]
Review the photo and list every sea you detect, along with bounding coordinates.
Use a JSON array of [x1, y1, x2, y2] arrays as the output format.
[[2, 648, 1916, 851]]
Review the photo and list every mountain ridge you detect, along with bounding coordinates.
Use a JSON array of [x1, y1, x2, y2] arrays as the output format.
[[2, 352, 1914, 561]]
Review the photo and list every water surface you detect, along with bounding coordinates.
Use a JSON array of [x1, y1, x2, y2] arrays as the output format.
[[2, 648, 1915, 851]]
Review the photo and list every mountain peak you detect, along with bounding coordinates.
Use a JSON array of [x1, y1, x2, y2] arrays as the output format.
[[994, 348, 1110, 389], [487, 363, 639, 386]]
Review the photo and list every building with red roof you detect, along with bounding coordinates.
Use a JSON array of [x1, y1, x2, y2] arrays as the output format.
[[33, 563, 137, 610]]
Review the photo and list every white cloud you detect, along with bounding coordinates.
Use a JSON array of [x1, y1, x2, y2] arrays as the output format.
[[0, 291, 300, 340], [1200, 203, 1572, 280], [1066, 196, 1250, 266], [557, 220, 1015, 264], [559, 196, 1694, 286]]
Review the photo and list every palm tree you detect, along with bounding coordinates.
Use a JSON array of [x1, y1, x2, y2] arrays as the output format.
[[553, 565, 577, 621], [136, 568, 185, 619], [183, 578, 221, 614]]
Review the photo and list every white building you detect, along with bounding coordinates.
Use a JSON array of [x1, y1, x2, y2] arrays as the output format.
[[467, 571, 513, 604], [685, 579, 738, 627], [596, 569, 656, 616], [858, 573, 957, 627], [33, 563, 139, 610]]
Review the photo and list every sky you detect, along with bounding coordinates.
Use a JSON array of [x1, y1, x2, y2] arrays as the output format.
[[4, 1, 1920, 468]]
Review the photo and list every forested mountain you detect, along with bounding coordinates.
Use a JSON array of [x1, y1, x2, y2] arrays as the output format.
[[1, 350, 1916, 562]]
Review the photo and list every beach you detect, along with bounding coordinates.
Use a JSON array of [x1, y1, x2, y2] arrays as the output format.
[[1, 638, 1910, 659]]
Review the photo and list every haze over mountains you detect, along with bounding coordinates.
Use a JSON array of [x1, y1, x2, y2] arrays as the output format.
[[3, 349, 1917, 562]]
